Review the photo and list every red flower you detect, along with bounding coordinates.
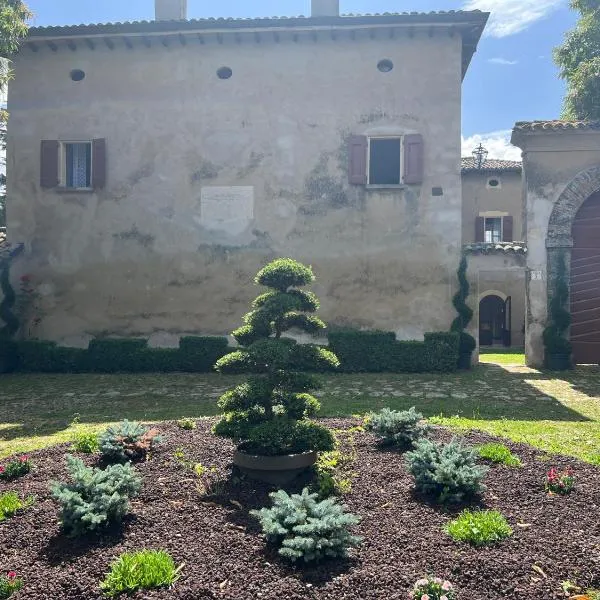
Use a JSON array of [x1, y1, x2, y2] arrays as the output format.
[[0, 466, 4, 473], [7, 571, 16, 580], [19, 456, 28, 462]]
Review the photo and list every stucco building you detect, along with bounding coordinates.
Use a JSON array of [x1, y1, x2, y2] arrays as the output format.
[[4, 0, 489, 348]]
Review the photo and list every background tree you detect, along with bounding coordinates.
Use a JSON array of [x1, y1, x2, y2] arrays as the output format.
[[554, 0, 600, 120], [0, 0, 32, 226], [214, 258, 338, 456]]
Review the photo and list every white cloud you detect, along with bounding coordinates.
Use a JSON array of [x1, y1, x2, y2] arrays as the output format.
[[462, 0, 564, 37], [487, 57, 518, 65], [462, 130, 522, 160]]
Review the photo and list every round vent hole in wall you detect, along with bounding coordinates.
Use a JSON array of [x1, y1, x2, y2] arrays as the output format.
[[487, 178, 501, 189], [377, 59, 394, 73], [70, 69, 86, 82], [217, 67, 233, 80]]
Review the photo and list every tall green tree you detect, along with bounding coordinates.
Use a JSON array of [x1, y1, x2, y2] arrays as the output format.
[[0, 0, 31, 227], [554, 0, 600, 120]]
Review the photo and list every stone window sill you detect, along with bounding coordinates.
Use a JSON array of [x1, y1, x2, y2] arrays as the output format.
[[54, 187, 95, 194], [365, 184, 407, 190]]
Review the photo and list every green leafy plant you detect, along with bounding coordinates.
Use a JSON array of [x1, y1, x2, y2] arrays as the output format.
[[173, 448, 224, 497], [313, 449, 354, 499], [586, 589, 600, 600], [450, 255, 476, 363], [50, 455, 141, 536], [213, 258, 338, 456], [543, 252, 572, 364], [100, 549, 183, 597], [99, 420, 161, 463], [366, 406, 429, 448], [0, 571, 23, 599], [251, 488, 362, 563], [444, 509, 513, 546], [545, 467, 574, 495], [411, 576, 456, 600], [73, 431, 100, 454], [176, 418, 196, 430], [405, 438, 488, 504], [0, 492, 34, 521], [0, 455, 31, 480], [478, 443, 522, 467]]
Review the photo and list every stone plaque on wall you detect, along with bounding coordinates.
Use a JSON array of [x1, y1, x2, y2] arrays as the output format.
[[200, 186, 254, 235]]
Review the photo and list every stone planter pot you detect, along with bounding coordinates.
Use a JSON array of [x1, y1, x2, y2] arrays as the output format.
[[233, 450, 318, 485], [546, 353, 571, 371], [457, 351, 472, 370]]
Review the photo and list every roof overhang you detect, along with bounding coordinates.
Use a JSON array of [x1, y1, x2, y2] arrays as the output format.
[[23, 11, 489, 80]]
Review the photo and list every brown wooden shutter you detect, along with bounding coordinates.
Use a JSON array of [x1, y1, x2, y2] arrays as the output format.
[[40, 140, 59, 188], [92, 138, 106, 189], [348, 135, 368, 185], [475, 216, 485, 242], [503, 215, 513, 242], [403, 133, 424, 184]]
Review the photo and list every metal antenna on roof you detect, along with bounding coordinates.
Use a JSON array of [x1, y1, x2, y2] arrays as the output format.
[[472, 143, 488, 169]]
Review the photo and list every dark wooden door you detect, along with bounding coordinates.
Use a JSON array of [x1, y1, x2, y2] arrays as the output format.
[[571, 192, 600, 364]]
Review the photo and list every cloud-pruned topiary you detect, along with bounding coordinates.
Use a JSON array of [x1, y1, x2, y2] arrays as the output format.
[[213, 258, 338, 456], [251, 488, 362, 563], [405, 438, 488, 504]]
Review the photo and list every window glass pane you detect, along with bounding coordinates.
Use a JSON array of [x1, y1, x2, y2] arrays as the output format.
[[484, 217, 502, 243], [65, 142, 91, 188], [369, 138, 401, 185]]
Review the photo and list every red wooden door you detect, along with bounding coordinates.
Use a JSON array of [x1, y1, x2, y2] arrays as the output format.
[[571, 192, 600, 364]]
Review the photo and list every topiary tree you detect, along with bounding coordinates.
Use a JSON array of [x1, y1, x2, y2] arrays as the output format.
[[213, 258, 339, 456], [450, 255, 476, 365], [543, 251, 572, 368]]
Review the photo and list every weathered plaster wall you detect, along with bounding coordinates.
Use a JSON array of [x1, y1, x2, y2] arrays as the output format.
[[462, 171, 523, 242], [513, 131, 600, 366], [7, 32, 463, 345]]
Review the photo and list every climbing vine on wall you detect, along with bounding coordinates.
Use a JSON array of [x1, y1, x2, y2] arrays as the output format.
[[543, 251, 572, 357]]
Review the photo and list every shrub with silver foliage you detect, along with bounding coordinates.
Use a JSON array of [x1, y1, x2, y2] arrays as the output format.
[[366, 406, 429, 447], [251, 488, 362, 563], [405, 438, 488, 504], [50, 455, 141, 536]]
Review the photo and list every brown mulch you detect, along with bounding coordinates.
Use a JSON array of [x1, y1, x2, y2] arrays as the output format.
[[1, 419, 600, 600]]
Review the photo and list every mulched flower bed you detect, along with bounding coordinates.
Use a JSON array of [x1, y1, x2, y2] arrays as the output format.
[[2, 419, 600, 599]]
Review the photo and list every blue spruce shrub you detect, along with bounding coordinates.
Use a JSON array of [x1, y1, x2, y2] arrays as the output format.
[[251, 488, 362, 563], [405, 438, 488, 504], [366, 407, 429, 448], [50, 455, 141, 536]]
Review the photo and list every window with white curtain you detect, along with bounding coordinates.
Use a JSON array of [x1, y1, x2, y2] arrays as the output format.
[[62, 142, 92, 189]]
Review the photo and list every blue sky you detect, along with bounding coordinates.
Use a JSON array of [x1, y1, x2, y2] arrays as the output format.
[[25, 0, 577, 159]]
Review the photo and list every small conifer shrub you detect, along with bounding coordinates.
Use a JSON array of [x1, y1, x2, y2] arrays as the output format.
[[0, 456, 31, 480], [50, 455, 141, 536], [444, 509, 513, 546], [251, 488, 362, 563], [0, 571, 23, 599], [176, 418, 196, 430], [405, 438, 488, 504], [0, 492, 34, 521], [478, 443, 521, 467], [99, 420, 161, 463], [412, 576, 455, 600], [366, 407, 429, 448], [73, 431, 100, 454], [213, 258, 339, 457], [100, 549, 183, 597]]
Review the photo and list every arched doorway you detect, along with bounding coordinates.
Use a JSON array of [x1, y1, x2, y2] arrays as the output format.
[[479, 294, 508, 346], [571, 192, 600, 364]]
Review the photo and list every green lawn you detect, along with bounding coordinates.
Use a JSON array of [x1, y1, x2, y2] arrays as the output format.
[[479, 353, 526, 365], [2, 359, 600, 464]]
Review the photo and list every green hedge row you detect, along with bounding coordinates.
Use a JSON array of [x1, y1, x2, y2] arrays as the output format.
[[9, 336, 231, 374], [327, 330, 460, 373]]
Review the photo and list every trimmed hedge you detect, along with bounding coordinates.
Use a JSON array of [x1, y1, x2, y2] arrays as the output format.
[[12, 336, 231, 374], [328, 330, 459, 373]]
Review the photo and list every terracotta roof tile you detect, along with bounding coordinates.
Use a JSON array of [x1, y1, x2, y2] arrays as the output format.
[[461, 157, 522, 173], [513, 120, 600, 133]]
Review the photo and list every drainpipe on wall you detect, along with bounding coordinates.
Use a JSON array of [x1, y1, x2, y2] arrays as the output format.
[[155, 0, 187, 21], [311, 0, 340, 17]]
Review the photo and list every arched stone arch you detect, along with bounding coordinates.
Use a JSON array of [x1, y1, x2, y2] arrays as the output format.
[[478, 289, 507, 302], [547, 165, 600, 249]]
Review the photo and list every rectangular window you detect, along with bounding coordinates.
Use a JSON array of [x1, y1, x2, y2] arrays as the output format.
[[63, 142, 92, 189], [484, 217, 503, 243], [368, 138, 402, 185]]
